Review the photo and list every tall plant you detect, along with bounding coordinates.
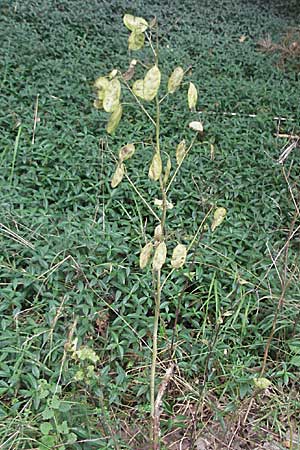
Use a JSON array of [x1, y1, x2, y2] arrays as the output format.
[[93, 14, 225, 449]]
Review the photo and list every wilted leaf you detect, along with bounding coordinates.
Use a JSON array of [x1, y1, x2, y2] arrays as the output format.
[[176, 140, 186, 165], [253, 377, 271, 390], [171, 244, 187, 269], [123, 14, 148, 33], [149, 152, 162, 181], [163, 155, 171, 184], [168, 66, 184, 94], [189, 121, 203, 132], [106, 104, 122, 134], [94, 76, 109, 100], [119, 143, 135, 162], [188, 81, 198, 110], [211, 207, 227, 231], [122, 59, 137, 81], [139, 242, 153, 269], [128, 31, 145, 50], [153, 241, 167, 271], [103, 79, 121, 113], [111, 163, 125, 188], [143, 65, 161, 101], [154, 198, 174, 209]]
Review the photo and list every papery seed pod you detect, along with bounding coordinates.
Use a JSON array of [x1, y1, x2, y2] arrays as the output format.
[[163, 155, 171, 185], [106, 104, 122, 134], [143, 65, 161, 101], [132, 79, 145, 99], [176, 140, 186, 165], [152, 241, 167, 271], [189, 121, 203, 132], [139, 242, 153, 269], [154, 224, 163, 242], [128, 31, 145, 50], [103, 79, 121, 113], [167, 66, 184, 94], [253, 377, 271, 390], [211, 207, 227, 231], [119, 143, 135, 162], [188, 82, 198, 110], [111, 163, 125, 188], [149, 152, 162, 181], [171, 244, 187, 269], [123, 14, 148, 33]]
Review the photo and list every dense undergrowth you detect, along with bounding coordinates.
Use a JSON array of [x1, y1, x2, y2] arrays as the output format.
[[1, 0, 300, 448]]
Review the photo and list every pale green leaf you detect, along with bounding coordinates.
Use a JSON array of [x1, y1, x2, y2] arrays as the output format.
[[253, 377, 272, 390], [149, 152, 162, 181], [94, 76, 109, 100], [123, 14, 148, 33], [119, 143, 135, 162], [188, 82, 198, 110], [176, 140, 186, 165], [106, 104, 122, 134], [143, 65, 161, 101], [171, 244, 187, 269], [128, 31, 145, 50], [211, 207, 227, 231], [168, 66, 184, 94], [103, 79, 121, 113], [132, 79, 145, 99], [163, 155, 171, 184]]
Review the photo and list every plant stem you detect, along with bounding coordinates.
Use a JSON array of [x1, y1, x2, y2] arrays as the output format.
[[151, 268, 161, 449]]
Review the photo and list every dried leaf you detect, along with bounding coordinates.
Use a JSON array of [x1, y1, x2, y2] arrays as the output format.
[[106, 104, 122, 134], [153, 241, 167, 271], [189, 121, 203, 132], [188, 81, 198, 110], [93, 99, 103, 109], [123, 14, 148, 33], [119, 143, 135, 162], [239, 35, 247, 43], [171, 244, 187, 269], [128, 31, 145, 50], [211, 207, 227, 231], [163, 155, 171, 184], [176, 140, 186, 165], [167, 66, 184, 94], [103, 79, 121, 113], [111, 163, 125, 188], [143, 65, 161, 101], [139, 242, 153, 269], [122, 59, 137, 81], [149, 152, 162, 181]]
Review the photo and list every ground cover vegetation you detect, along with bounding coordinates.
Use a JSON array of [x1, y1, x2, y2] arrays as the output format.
[[1, 0, 300, 448]]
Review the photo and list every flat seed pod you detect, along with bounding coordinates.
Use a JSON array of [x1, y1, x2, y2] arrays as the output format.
[[188, 82, 198, 110], [139, 242, 153, 269], [211, 207, 227, 231], [154, 224, 163, 242], [168, 66, 184, 94], [132, 79, 146, 99], [103, 79, 121, 113], [176, 140, 186, 165], [149, 152, 162, 181], [143, 65, 161, 101], [94, 76, 109, 96], [119, 143, 135, 162], [153, 241, 167, 271], [189, 121, 203, 132], [171, 244, 187, 269], [163, 155, 171, 184], [123, 14, 148, 33], [128, 31, 145, 50], [111, 163, 125, 188], [106, 104, 122, 134]]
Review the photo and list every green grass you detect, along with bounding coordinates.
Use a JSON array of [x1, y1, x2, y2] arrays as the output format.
[[1, 0, 300, 448]]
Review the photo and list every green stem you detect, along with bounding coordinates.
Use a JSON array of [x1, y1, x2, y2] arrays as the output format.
[[10, 125, 22, 186]]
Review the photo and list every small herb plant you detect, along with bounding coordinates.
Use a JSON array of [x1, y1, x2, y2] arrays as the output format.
[[93, 14, 226, 448]]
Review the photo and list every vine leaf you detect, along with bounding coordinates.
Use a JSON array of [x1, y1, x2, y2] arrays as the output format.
[[168, 66, 184, 94], [171, 244, 187, 269], [103, 79, 121, 113], [139, 242, 154, 269], [211, 207, 227, 231], [153, 241, 167, 271], [111, 163, 125, 188], [106, 104, 122, 134], [188, 82, 198, 110]]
